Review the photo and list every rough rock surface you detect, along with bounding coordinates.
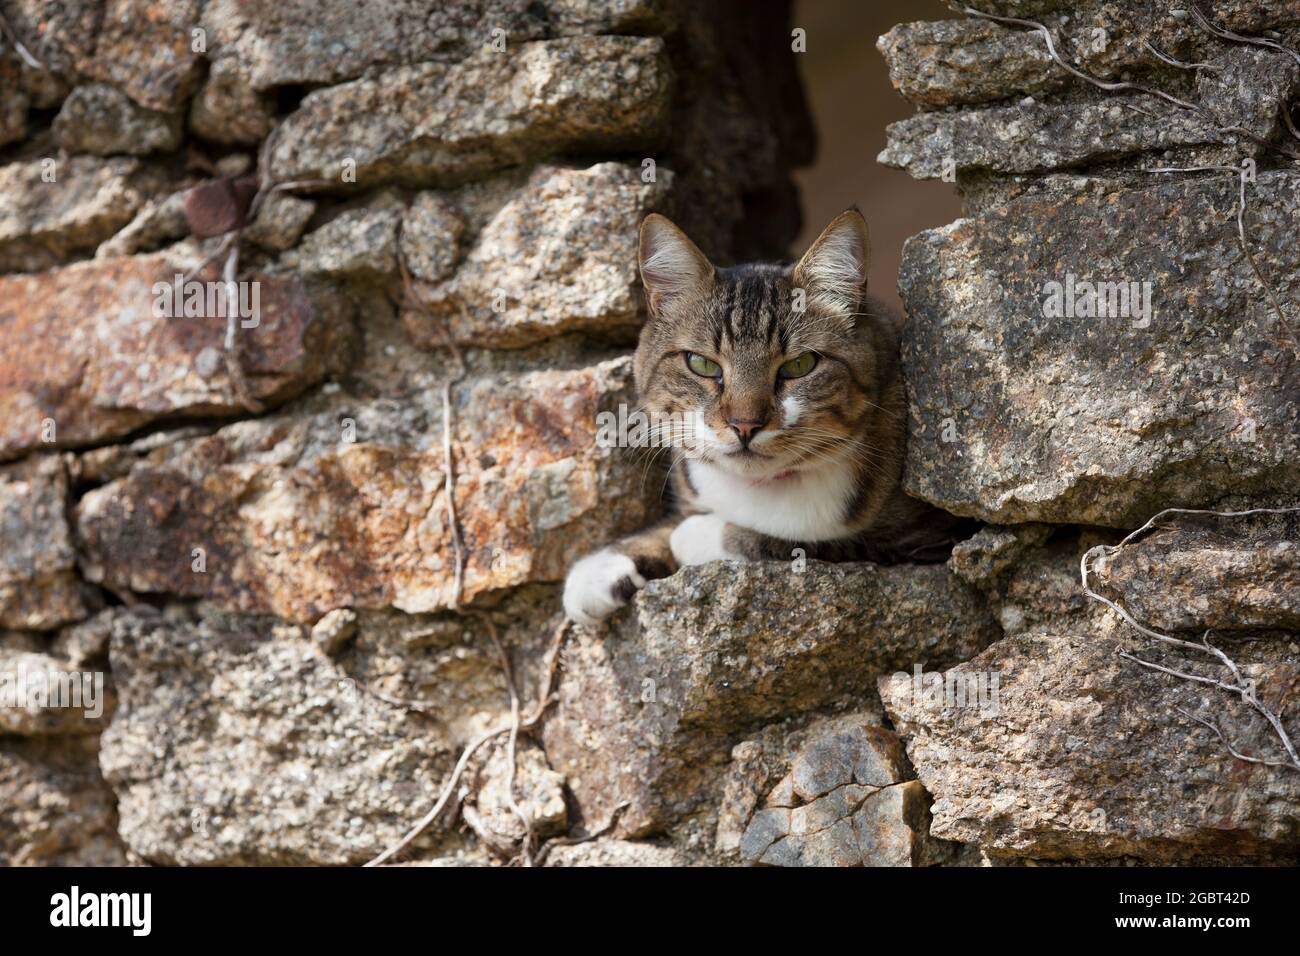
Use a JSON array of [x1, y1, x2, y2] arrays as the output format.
[[101, 608, 455, 865], [0, 736, 129, 866], [0, 156, 148, 273], [76, 354, 658, 621], [407, 162, 671, 348], [721, 713, 955, 867], [900, 171, 1299, 527], [0, 254, 354, 459], [880, 621, 1300, 862], [1091, 509, 1300, 632], [543, 560, 999, 835], [268, 37, 671, 189], [53, 83, 182, 155], [0, 456, 86, 629], [199, 0, 672, 91]]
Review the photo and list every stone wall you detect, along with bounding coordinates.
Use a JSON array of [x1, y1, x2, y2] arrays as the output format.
[[1, 0, 1298, 867]]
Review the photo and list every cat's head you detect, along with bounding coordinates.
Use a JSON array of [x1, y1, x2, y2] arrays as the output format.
[[633, 209, 882, 482]]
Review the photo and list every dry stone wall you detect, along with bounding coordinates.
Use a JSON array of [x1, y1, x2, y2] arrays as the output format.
[[1, 0, 1298, 867]]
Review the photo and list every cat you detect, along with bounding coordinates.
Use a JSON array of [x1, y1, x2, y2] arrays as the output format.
[[563, 208, 965, 625]]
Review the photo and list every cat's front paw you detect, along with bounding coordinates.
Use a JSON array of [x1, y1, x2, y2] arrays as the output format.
[[563, 549, 646, 626], [670, 513, 740, 567]]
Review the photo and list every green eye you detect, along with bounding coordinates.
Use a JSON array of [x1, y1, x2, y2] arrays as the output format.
[[778, 352, 818, 379], [686, 353, 722, 378]]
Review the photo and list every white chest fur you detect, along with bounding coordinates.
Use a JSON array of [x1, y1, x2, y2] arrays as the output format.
[[688, 457, 857, 542]]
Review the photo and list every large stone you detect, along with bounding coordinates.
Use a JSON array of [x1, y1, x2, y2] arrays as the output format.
[[100, 608, 452, 865], [52, 83, 182, 155], [0, 457, 85, 630], [283, 191, 403, 281], [543, 560, 1000, 835], [77, 0, 204, 112], [405, 162, 670, 349], [199, 0, 672, 91], [267, 38, 671, 189], [721, 711, 949, 867], [1090, 509, 1300, 632], [75, 353, 658, 621], [900, 170, 1300, 527], [100, 594, 560, 865], [878, 19, 1059, 108], [880, 623, 1300, 861], [0, 736, 129, 866], [187, 58, 276, 146], [880, 5, 1300, 111], [0, 254, 354, 460], [0, 156, 147, 273]]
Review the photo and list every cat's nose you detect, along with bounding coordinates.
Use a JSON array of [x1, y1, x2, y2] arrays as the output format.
[[728, 417, 768, 446]]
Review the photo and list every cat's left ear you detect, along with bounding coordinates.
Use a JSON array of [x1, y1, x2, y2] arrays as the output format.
[[793, 209, 870, 316]]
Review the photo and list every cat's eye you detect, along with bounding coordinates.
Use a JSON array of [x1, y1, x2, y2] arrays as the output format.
[[778, 352, 818, 379], [686, 353, 722, 378]]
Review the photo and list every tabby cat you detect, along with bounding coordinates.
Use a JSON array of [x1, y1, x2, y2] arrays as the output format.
[[563, 209, 963, 625]]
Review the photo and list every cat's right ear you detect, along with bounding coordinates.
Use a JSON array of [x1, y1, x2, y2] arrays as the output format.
[[638, 214, 715, 317]]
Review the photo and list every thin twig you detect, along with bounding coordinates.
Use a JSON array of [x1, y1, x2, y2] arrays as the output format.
[[483, 615, 535, 866], [1144, 39, 1220, 72], [0, 10, 43, 69], [1191, 3, 1300, 68], [397, 243, 469, 611], [1177, 708, 1295, 768], [220, 241, 264, 413], [962, 6, 1205, 114]]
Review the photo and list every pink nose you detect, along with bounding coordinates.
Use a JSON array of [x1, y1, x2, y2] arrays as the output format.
[[728, 418, 767, 445]]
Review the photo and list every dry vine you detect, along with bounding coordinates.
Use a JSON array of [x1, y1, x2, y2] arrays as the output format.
[[1080, 507, 1300, 773], [0, 10, 42, 69], [363, 242, 581, 868], [963, 5, 1300, 349]]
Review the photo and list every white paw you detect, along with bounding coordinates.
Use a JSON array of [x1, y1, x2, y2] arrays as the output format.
[[670, 514, 739, 567], [563, 549, 646, 626]]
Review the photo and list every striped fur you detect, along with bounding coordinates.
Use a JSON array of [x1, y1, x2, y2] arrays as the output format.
[[562, 210, 966, 625]]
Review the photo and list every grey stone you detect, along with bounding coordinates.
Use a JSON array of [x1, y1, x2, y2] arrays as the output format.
[[284, 191, 403, 280], [900, 170, 1300, 527], [188, 58, 276, 146], [407, 162, 671, 348], [0, 736, 129, 866], [244, 192, 317, 253], [0, 457, 86, 631], [267, 38, 671, 189], [100, 608, 462, 865], [0, 156, 146, 273], [880, 625, 1300, 861], [53, 83, 182, 155], [543, 562, 999, 835], [399, 192, 464, 283], [1090, 508, 1300, 632]]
